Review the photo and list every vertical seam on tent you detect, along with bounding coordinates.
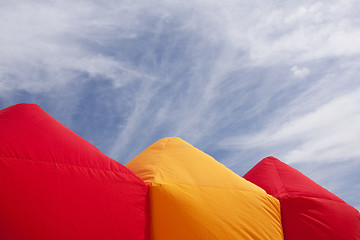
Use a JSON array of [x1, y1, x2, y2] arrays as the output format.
[[272, 158, 287, 197], [271, 159, 287, 240], [153, 137, 170, 182]]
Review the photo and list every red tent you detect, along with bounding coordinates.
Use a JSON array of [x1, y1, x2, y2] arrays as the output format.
[[0, 104, 148, 240], [244, 156, 360, 240]]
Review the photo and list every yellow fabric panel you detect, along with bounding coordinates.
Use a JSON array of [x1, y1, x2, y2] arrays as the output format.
[[126, 137, 263, 193], [126, 137, 284, 240], [149, 183, 283, 240]]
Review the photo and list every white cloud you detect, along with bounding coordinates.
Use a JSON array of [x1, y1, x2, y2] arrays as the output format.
[[291, 66, 310, 78], [1, 0, 360, 95], [216, 0, 360, 66], [222, 87, 360, 163], [0, 0, 160, 94]]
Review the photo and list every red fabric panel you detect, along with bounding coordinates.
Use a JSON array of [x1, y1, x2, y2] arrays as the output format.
[[243, 156, 344, 201], [0, 103, 149, 240], [280, 197, 360, 240], [0, 103, 133, 172], [244, 156, 360, 240]]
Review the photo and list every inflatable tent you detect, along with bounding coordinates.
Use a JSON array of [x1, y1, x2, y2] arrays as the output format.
[[0, 104, 148, 240], [126, 137, 283, 240], [244, 156, 360, 240], [1, 103, 359, 239]]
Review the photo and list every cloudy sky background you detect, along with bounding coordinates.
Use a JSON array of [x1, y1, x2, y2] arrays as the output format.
[[1, 0, 359, 209]]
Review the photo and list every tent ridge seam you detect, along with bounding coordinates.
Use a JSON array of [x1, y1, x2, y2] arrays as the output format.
[[0, 156, 131, 175], [145, 181, 273, 194]]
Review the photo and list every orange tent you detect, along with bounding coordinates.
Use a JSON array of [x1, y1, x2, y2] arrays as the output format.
[[126, 137, 283, 240]]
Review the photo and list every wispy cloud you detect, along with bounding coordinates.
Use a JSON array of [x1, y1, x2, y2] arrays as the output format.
[[221, 87, 360, 162], [242, 1, 360, 65], [0, 1, 159, 94]]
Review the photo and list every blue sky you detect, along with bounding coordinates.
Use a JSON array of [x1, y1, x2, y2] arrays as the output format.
[[1, 0, 359, 210]]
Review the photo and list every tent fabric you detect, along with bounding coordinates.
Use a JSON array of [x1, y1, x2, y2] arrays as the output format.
[[243, 156, 360, 240], [0, 103, 148, 240], [126, 137, 284, 240]]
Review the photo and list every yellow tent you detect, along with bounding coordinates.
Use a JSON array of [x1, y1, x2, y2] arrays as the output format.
[[126, 137, 283, 240]]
